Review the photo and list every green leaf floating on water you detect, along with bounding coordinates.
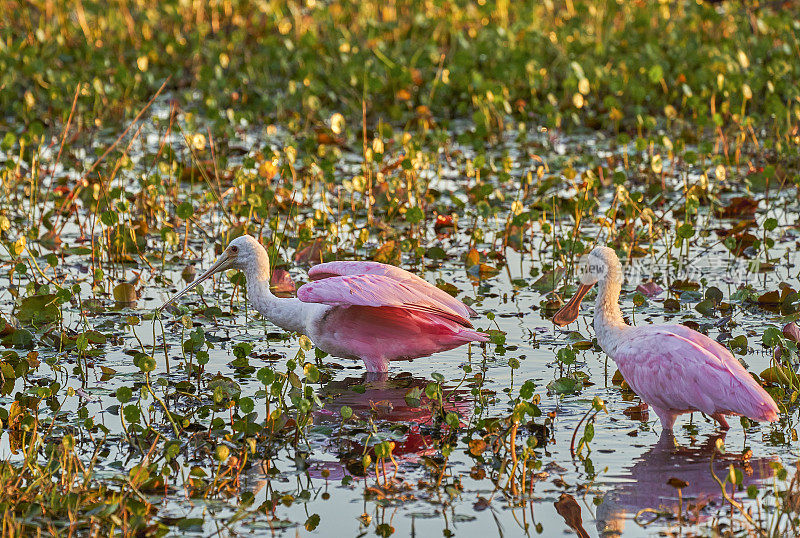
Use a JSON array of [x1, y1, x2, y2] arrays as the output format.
[[547, 377, 581, 395], [17, 294, 60, 326], [405, 386, 423, 407], [113, 283, 137, 303], [208, 375, 242, 400], [728, 334, 748, 355], [695, 299, 716, 316], [531, 267, 565, 294], [427, 246, 448, 260], [405, 206, 424, 223], [11, 329, 34, 349], [176, 518, 204, 531]]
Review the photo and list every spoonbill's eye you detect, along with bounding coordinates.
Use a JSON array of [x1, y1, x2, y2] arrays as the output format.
[[230, 245, 239, 254]]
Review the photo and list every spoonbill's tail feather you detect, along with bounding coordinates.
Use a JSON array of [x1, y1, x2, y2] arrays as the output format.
[[454, 327, 490, 343], [740, 390, 779, 423]]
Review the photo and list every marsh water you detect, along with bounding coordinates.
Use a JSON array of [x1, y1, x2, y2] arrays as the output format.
[[1, 107, 798, 537]]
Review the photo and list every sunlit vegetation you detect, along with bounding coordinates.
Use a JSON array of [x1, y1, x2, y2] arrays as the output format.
[[1, 0, 799, 536]]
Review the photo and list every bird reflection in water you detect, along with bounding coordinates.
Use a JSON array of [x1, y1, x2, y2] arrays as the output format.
[[244, 372, 471, 490], [310, 372, 471, 477], [595, 431, 776, 535]]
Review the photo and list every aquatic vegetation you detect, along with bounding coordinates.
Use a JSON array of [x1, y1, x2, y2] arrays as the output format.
[[1, 0, 800, 536]]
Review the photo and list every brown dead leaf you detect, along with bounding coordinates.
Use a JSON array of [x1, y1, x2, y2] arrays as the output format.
[[0, 321, 14, 337], [623, 403, 649, 421], [270, 268, 295, 297], [410, 68, 423, 86], [667, 477, 689, 489], [380, 158, 404, 175], [181, 265, 196, 283], [434, 214, 454, 233], [294, 238, 327, 265], [473, 496, 490, 511], [783, 322, 800, 344], [315, 132, 343, 146], [714, 220, 755, 238], [465, 248, 480, 269], [758, 290, 781, 305], [670, 279, 700, 291], [636, 281, 664, 297], [715, 196, 759, 219], [372, 241, 400, 265], [476, 263, 499, 277], [468, 439, 487, 456], [554, 493, 589, 538], [611, 369, 628, 389]]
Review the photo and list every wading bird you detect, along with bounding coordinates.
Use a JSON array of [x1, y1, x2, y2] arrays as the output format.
[[160, 235, 488, 372], [553, 246, 778, 430]]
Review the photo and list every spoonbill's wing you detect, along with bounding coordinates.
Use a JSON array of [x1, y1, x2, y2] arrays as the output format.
[[307, 261, 477, 319], [297, 273, 473, 327], [613, 326, 778, 422]]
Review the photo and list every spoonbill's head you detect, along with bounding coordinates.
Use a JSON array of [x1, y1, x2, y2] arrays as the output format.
[[552, 246, 621, 326], [159, 235, 268, 311]]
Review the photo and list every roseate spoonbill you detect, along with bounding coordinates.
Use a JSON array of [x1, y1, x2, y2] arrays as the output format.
[[160, 235, 488, 372], [552, 246, 779, 430]]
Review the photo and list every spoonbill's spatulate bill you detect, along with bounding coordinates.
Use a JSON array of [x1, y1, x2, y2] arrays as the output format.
[[552, 246, 778, 430], [160, 235, 488, 372]]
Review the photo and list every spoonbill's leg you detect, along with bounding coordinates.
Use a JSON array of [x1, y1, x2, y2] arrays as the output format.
[[363, 356, 389, 373], [651, 405, 677, 431], [711, 412, 730, 430], [364, 371, 390, 383]]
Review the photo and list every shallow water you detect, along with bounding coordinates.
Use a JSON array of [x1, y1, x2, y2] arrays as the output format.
[[1, 108, 798, 536]]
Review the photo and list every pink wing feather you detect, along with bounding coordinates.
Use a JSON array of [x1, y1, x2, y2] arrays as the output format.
[[306, 261, 477, 319], [297, 273, 474, 327], [613, 325, 778, 422]]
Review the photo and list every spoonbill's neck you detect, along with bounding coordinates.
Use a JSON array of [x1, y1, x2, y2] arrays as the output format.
[[242, 255, 310, 334], [593, 269, 628, 350]]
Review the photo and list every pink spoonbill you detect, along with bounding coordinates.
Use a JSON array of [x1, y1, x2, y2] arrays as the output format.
[[552, 246, 778, 430], [160, 235, 488, 372]]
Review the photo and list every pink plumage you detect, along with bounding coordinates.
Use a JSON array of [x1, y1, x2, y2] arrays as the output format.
[[298, 273, 474, 326], [161, 235, 488, 373], [308, 260, 478, 319], [607, 324, 778, 430], [554, 246, 779, 430], [299, 261, 488, 372]]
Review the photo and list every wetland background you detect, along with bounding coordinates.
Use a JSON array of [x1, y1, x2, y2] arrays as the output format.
[[1, 0, 800, 536]]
